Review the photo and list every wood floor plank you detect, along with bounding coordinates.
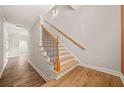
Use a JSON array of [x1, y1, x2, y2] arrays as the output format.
[[42, 66, 124, 87], [0, 56, 123, 87], [0, 57, 46, 87]]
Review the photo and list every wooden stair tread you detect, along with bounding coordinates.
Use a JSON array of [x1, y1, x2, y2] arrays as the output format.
[[53, 60, 78, 74]]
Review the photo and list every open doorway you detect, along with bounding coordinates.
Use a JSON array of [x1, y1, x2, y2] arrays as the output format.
[[8, 33, 19, 57], [19, 38, 28, 56], [5, 23, 28, 59]]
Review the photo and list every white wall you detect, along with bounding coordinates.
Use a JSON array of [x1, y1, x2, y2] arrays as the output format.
[[28, 18, 53, 80], [0, 10, 5, 76], [9, 33, 19, 57], [44, 5, 121, 72], [3, 22, 9, 68], [5, 23, 28, 57]]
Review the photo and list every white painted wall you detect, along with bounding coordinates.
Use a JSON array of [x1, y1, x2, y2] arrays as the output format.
[[28, 18, 53, 80], [3, 22, 9, 67], [44, 5, 121, 72], [0, 10, 6, 77], [5, 23, 28, 57], [9, 33, 19, 57]]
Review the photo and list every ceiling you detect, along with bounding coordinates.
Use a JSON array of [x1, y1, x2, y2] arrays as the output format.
[[0, 5, 54, 30], [0, 5, 82, 31]]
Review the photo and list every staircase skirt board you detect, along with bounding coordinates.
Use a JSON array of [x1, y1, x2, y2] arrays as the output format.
[[53, 63, 79, 80]]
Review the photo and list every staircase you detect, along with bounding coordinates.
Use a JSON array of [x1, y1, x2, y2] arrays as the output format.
[[52, 45, 79, 79], [40, 21, 81, 80]]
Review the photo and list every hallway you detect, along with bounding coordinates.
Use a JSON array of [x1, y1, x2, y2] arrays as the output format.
[[0, 57, 46, 87]]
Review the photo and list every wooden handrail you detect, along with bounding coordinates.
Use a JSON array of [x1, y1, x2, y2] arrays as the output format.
[[41, 24, 57, 42], [44, 19, 85, 49]]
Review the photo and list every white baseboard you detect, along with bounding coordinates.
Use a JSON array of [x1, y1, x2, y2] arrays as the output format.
[[0, 61, 8, 78], [79, 62, 121, 77], [79, 62, 124, 85], [0, 68, 4, 78], [27, 59, 49, 82], [119, 73, 124, 84], [8, 55, 19, 58]]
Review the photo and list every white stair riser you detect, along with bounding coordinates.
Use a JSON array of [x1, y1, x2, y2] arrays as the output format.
[[60, 51, 70, 55], [60, 59, 76, 66], [53, 63, 79, 80], [60, 55, 74, 62]]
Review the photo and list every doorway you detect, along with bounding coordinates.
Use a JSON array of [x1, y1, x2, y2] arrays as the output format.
[[19, 39, 28, 56]]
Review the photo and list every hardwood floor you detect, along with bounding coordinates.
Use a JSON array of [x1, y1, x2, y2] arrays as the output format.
[[0, 57, 46, 87], [0, 57, 123, 87], [42, 66, 124, 87]]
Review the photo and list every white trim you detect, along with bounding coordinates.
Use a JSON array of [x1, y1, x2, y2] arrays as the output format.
[[0, 70, 3, 78], [27, 59, 49, 82], [0, 60, 8, 78], [79, 62, 124, 85], [0, 67, 5, 78], [79, 62, 121, 77], [54, 63, 79, 80], [8, 55, 20, 58], [119, 73, 124, 85]]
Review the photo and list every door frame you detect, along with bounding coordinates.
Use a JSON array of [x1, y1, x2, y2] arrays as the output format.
[[121, 5, 124, 73]]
